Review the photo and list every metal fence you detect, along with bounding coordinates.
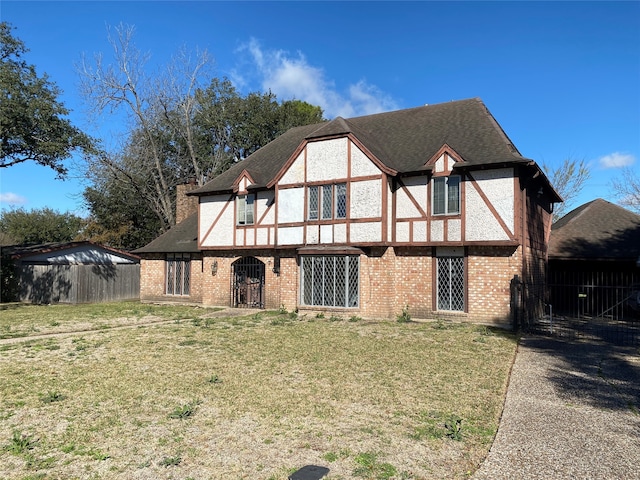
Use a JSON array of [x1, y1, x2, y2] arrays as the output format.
[[529, 269, 640, 346], [18, 264, 140, 304]]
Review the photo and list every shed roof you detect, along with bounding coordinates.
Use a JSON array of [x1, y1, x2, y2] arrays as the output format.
[[191, 98, 540, 196], [1, 241, 140, 264], [549, 199, 640, 261]]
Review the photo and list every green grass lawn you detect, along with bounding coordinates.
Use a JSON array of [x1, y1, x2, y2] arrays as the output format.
[[0, 303, 517, 480]]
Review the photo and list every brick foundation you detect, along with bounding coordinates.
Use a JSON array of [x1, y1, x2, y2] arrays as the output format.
[[139, 246, 520, 326]]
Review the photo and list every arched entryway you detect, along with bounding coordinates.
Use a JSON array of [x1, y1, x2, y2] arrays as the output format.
[[231, 257, 265, 308]]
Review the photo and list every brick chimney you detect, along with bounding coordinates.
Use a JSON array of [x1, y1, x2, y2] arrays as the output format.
[[175, 178, 199, 224]]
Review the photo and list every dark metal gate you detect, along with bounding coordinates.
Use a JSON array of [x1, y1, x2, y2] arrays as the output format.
[[533, 270, 640, 346], [231, 257, 265, 308]]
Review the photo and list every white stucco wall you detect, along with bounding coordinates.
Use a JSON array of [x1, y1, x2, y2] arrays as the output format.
[[280, 151, 305, 185], [448, 219, 462, 242], [306, 225, 319, 244], [334, 223, 347, 243], [350, 222, 381, 243], [277, 187, 305, 224], [278, 226, 304, 245], [396, 177, 427, 219], [245, 228, 255, 247], [256, 228, 269, 245], [431, 220, 444, 242], [465, 180, 511, 241], [200, 195, 234, 247], [413, 221, 427, 242], [350, 142, 380, 177], [257, 191, 275, 225], [306, 138, 348, 182], [471, 168, 515, 233], [320, 224, 333, 243], [405, 176, 428, 209], [396, 222, 410, 243], [350, 180, 382, 219]]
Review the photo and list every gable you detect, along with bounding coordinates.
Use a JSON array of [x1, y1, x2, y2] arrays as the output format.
[[234, 170, 256, 193], [191, 98, 534, 197]]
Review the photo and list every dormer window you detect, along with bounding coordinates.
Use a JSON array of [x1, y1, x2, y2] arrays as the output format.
[[236, 193, 255, 225], [432, 176, 460, 215]]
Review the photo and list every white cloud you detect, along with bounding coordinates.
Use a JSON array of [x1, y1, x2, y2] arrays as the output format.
[[0, 192, 27, 205], [235, 39, 398, 119], [598, 152, 636, 169]]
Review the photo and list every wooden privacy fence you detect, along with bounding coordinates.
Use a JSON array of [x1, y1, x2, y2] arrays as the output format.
[[19, 264, 140, 304]]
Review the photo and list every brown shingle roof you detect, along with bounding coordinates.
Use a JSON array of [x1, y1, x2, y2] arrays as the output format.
[[133, 213, 199, 254], [191, 98, 531, 196], [549, 199, 640, 261]]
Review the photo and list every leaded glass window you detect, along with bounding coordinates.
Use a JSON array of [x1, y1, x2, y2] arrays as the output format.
[[307, 183, 347, 220], [301, 255, 359, 308], [437, 256, 464, 311], [166, 253, 191, 296]]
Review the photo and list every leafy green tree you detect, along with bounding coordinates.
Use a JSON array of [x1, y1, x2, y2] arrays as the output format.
[[0, 22, 94, 176], [82, 178, 162, 250], [0, 207, 86, 244]]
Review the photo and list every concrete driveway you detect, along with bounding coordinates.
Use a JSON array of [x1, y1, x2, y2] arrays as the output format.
[[473, 336, 640, 480]]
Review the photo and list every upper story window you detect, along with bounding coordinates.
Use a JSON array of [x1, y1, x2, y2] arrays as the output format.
[[432, 176, 460, 215], [236, 193, 255, 225], [308, 183, 347, 220]]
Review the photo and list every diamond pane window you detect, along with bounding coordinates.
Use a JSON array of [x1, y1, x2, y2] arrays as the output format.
[[308, 186, 319, 220], [322, 185, 333, 220], [308, 183, 347, 220], [437, 256, 464, 311], [300, 255, 359, 308], [335, 183, 347, 219], [166, 253, 191, 296]]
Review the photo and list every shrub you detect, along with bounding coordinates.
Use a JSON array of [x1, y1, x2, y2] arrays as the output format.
[[396, 305, 411, 323]]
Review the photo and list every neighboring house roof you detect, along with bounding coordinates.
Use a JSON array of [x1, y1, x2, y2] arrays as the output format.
[[133, 213, 199, 254], [191, 97, 537, 196], [549, 199, 640, 261], [1, 241, 140, 264]]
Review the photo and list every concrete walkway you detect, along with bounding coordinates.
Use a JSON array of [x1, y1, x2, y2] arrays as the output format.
[[473, 336, 640, 480]]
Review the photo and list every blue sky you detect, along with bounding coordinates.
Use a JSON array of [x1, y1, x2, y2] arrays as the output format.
[[1, 1, 639, 216]]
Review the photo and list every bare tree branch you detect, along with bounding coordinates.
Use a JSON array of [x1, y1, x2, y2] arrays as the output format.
[[611, 167, 640, 214], [543, 158, 590, 220]]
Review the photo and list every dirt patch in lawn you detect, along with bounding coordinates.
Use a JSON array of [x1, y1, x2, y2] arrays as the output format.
[[0, 306, 517, 479]]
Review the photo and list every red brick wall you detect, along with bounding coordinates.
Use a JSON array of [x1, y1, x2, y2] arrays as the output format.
[[200, 250, 297, 309], [139, 254, 203, 303], [467, 246, 521, 324], [141, 246, 521, 326], [175, 182, 199, 224]]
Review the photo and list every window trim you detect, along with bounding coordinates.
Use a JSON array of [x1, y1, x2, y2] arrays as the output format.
[[166, 253, 191, 296], [435, 253, 465, 312], [300, 254, 359, 308], [432, 175, 461, 216], [236, 193, 255, 226], [307, 183, 347, 221]]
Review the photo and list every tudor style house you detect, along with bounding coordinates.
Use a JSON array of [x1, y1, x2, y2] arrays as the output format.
[[135, 98, 560, 325]]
